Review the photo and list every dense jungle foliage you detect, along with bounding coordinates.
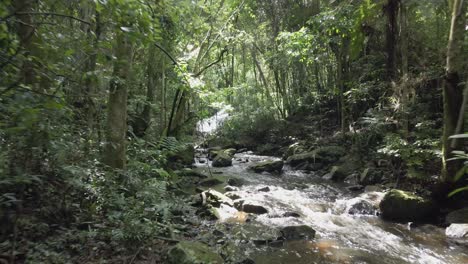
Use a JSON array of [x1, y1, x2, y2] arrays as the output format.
[[0, 0, 467, 263]]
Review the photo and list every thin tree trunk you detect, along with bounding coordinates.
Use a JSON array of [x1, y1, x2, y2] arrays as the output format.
[[385, 0, 400, 81], [104, 31, 133, 169], [442, 0, 466, 182]]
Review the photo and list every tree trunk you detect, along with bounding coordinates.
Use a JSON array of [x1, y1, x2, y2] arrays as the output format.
[[442, 0, 467, 182], [104, 31, 133, 169], [385, 0, 399, 81]]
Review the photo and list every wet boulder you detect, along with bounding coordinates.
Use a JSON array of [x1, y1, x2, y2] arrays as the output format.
[[446, 224, 468, 240], [234, 200, 268, 214], [286, 152, 320, 168], [212, 151, 233, 167], [227, 177, 245, 187], [168, 241, 223, 264], [282, 212, 301, 218], [283, 143, 306, 160], [379, 189, 436, 222], [446, 207, 468, 224], [446, 224, 468, 246], [279, 225, 316, 240], [203, 189, 234, 207], [257, 186, 270, 192], [199, 178, 224, 187], [347, 198, 377, 215], [249, 160, 283, 173]]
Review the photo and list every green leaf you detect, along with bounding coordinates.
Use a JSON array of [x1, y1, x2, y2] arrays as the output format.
[[449, 134, 468, 139], [454, 166, 467, 182], [448, 186, 468, 197]]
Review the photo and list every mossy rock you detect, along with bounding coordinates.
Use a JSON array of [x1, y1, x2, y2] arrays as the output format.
[[314, 146, 346, 164], [286, 152, 318, 167], [212, 152, 233, 167], [283, 143, 306, 160], [168, 241, 223, 264], [379, 189, 436, 222], [249, 160, 283, 173], [199, 178, 224, 187]]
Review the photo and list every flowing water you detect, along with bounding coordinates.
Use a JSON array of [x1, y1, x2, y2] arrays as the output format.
[[193, 152, 468, 264]]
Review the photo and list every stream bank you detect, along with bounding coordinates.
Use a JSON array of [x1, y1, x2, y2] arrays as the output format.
[[167, 149, 468, 264]]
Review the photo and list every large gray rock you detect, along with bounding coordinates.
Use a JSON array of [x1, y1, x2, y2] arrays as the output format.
[[212, 151, 233, 167], [379, 189, 436, 222], [249, 160, 283, 173], [446, 207, 468, 224], [168, 241, 223, 264], [286, 152, 319, 168], [279, 225, 316, 240]]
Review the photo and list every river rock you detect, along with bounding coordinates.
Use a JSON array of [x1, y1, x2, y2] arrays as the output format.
[[279, 225, 316, 240], [315, 146, 346, 164], [225, 192, 241, 200], [283, 143, 305, 160], [446, 224, 468, 239], [227, 177, 245, 187], [249, 160, 283, 173], [257, 186, 270, 192], [199, 178, 224, 187], [347, 198, 377, 215], [379, 189, 436, 222], [446, 207, 468, 224], [168, 241, 223, 264], [286, 152, 318, 168], [203, 190, 234, 207], [224, 186, 239, 192], [234, 200, 268, 214], [212, 151, 233, 167], [283, 212, 301, 218]]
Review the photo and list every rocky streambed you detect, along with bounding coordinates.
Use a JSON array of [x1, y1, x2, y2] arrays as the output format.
[[171, 150, 468, 264]]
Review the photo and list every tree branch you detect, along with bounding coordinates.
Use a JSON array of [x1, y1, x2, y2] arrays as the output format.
[[13, 12, 91, 25], [193, 46, 228, 77]]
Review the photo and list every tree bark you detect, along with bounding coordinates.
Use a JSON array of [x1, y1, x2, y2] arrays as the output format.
[[442, 0, 467, 182], [385, 0, 400, 81], [104, 31, 133, 169]]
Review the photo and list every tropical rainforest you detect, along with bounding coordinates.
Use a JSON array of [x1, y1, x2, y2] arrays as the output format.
[[0, 0, 467, 263]]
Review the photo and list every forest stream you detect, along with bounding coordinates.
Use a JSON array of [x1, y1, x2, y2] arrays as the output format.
[[189, 150, 468, 264]]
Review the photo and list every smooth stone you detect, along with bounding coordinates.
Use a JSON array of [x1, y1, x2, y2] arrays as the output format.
[[257, 186, 270, 192], [279, 225, 316, 240]]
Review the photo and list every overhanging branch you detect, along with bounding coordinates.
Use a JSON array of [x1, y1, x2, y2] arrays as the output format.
[[12, 12, 91, 25], [193, 46, 228, 77]]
